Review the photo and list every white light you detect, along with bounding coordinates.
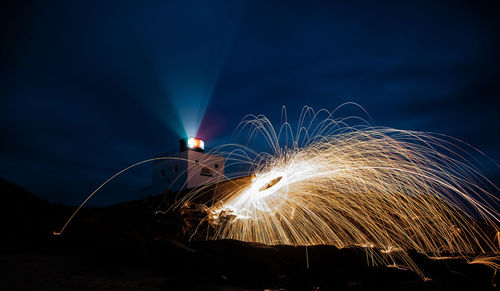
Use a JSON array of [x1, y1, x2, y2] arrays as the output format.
[[251, 171, 287, 200], [187, 137, 205, 150]]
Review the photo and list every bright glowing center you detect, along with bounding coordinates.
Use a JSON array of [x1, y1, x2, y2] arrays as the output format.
[[187, 137, 205, 150], [251, 171, 287, 199]]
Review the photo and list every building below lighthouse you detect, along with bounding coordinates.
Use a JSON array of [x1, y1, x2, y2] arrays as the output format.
[[151, 137, 225, 194]]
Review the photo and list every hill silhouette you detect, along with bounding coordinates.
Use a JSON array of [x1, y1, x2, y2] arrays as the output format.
[[0, 178, 497, 290]]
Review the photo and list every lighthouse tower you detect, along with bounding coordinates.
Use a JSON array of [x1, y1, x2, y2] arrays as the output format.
[[151, 137, 225, 194]]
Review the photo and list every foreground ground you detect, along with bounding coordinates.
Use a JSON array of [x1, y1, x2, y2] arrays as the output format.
[[0, 179, 497, 290]]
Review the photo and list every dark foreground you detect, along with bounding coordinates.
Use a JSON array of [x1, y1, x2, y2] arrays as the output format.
[[0, 179, 497, 290]]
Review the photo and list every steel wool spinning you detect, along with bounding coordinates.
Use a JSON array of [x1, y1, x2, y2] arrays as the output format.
[[181, 106, 499, 277]]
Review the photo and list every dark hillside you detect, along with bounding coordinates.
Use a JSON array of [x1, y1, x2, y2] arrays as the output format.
[[0, 178, 497, 290]]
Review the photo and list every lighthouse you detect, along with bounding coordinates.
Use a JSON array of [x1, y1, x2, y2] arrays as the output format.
[[151, 137, 225, 194]]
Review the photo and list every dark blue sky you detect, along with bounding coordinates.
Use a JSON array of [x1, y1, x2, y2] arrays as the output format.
[[1, 0, 499, 205]]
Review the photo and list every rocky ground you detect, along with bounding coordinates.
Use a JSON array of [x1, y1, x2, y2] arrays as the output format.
[[0, 178, 498, 290]]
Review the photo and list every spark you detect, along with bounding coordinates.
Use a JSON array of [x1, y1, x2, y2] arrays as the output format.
[[55, 104, 499, 279], [179, 105, 500, 277]]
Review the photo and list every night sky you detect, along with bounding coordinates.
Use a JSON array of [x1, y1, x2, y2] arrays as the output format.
[[1, 0, 499, 206]]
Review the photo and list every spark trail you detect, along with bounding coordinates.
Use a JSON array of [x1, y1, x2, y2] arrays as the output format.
[[178, 105, 500, 277], [56, 105, 499, 278]]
